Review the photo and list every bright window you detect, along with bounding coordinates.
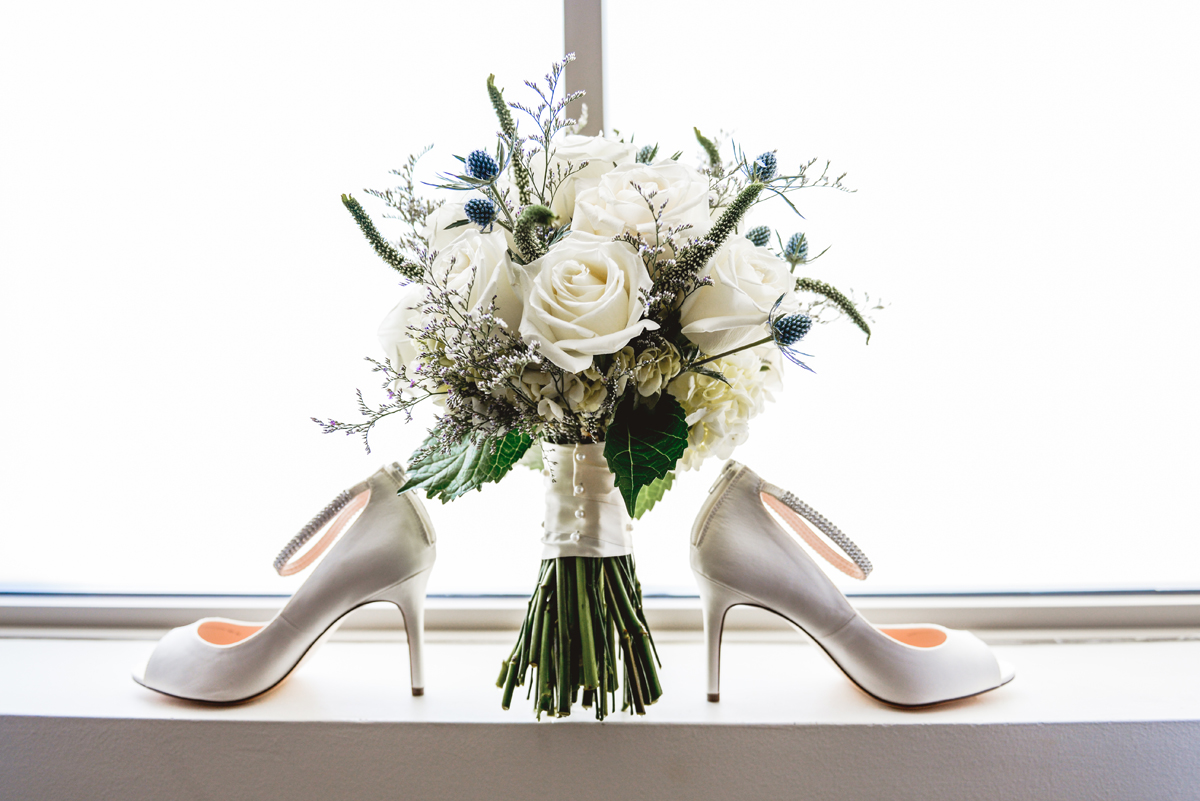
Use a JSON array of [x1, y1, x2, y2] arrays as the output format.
[[2, 0, 1197, 598]]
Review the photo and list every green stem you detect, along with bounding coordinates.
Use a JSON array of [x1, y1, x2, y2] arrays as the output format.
[[688, 334, 774, 369], [576, 558, 600, 690], [555, 557, 571, 717], [608, 577, 646, 715], [528, 571, 548, 667], [501, 555, 658, 720], [537, 605, 554, 715], [501, 655, 520, 709]]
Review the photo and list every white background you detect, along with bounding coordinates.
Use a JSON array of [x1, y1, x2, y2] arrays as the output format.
[[1, 0, 1197, 596]]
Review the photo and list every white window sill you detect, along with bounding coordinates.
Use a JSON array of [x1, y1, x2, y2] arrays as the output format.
[[3, 622, 1199, 800], [5, 590, 1200, 632]]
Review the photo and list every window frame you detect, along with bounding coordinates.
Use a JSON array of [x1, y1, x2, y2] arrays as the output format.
[[3, 1, 1195, 636]]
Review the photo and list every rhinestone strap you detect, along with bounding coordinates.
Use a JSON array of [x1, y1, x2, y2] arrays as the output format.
[[770, 489, 873, 579], [273, 489, 355, 575]]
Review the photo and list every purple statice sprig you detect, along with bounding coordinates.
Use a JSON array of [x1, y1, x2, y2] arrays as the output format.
[[311, 356, 444, 453]]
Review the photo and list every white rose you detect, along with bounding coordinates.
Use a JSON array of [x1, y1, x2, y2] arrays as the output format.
[[430, 229, 522, 332], [377, 281, 430, 390], [678, 237, 801, 354], [423, 199, 469, 253], [516, 232, 659, 373], [571, 161, 713, 242], [528, 134, 638, 223]]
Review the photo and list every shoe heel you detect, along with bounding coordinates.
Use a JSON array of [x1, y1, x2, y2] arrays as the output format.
[[373, 567, 433, 696], [694, 573, 745, 703]]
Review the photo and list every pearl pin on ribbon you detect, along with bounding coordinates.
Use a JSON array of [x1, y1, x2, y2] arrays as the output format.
[[538, 442, 634, 559]]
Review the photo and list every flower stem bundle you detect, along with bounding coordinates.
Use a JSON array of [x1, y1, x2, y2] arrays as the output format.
[[497, 555, 661, 720]]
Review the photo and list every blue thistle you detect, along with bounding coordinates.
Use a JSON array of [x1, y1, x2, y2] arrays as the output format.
[[773, 313, 812, 346], [768, 295, 814, 372], [466, 150, 500, 181], [751, 151, 777, 182], [784, 232, 808, 266], [746, 226, 771, 247], [464, 197, 496, 228], [636, 144, 659, 164]]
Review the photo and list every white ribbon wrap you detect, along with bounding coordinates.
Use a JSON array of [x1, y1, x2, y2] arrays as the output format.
[[540, 442, 634, 559]]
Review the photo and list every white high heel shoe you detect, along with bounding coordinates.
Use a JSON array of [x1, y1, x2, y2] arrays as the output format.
[[693, 461, 1014, 707], [133, 463, 436, 703]]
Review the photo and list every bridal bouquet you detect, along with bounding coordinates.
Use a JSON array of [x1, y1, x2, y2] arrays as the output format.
[[322, 55, 871, 719]]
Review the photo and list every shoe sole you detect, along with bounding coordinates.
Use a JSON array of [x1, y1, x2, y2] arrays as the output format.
[[132, 597, 424, 705], [710, 600, 1015, 710]]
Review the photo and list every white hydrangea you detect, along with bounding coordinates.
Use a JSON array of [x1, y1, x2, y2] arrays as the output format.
[[667, 347, 784, 471], [632, 341, 682, 397]]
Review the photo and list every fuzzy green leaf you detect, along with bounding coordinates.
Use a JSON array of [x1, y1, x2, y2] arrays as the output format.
[[604, 394, 689, 516], [401, 429, 533, 503], [443, 218, 471, 230], [633, 471, 674, 520]]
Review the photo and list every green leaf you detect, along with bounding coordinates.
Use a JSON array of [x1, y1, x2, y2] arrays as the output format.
[[444, 218, 471, 230], [633, 471, 674, 520], [517, 444, 544, 472], [604, 394, 689, 516], [687, 366, 731, 386], [401, 428, 533, 503]]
